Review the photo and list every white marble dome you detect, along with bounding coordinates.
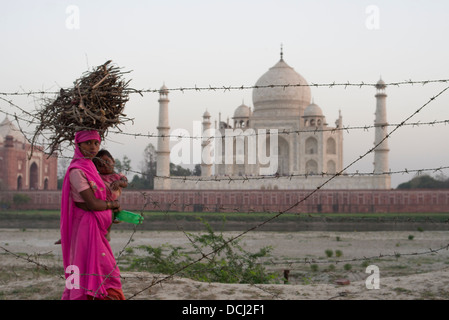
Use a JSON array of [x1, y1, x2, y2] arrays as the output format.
[[304, 102, 324, 117], [252, 58, 311, 116], [233, 103, 251, 118]]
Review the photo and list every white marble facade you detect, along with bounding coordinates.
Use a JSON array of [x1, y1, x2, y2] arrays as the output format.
[[155, 54, 390, 190]]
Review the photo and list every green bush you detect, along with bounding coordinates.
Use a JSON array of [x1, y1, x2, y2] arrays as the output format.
[[13, 194, 31, 206], [361, 260, 371, 268], [124, 219, 278, 284]]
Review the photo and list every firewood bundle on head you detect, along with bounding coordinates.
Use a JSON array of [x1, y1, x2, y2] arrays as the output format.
[[31, 60, 135, 156]]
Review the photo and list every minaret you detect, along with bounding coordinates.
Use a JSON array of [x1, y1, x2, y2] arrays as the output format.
[[373, 78, 391, 188], [155, 84, 171, 190], [201, 110, 212, 177], [336, 110, 343, 172]]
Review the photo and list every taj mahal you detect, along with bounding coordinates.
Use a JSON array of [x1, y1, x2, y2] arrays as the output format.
[[154, 51, 390, 191]]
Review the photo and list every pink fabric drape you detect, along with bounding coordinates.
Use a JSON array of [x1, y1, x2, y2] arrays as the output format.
[[60, 131, 122, 300]]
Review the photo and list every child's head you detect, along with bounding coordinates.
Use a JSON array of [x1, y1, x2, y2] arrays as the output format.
[[93, 149, 115, 175]]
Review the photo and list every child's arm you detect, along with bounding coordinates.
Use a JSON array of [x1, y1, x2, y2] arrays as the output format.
[[110, 175, 128, 191], [119, 176, 128, 189]]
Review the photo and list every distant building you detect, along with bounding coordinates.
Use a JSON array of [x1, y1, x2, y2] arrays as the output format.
[[155, 52, 390, 190], [0, 116, 58, 191]]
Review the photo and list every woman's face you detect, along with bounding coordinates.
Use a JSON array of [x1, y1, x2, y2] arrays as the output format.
[[97, 154, 115, 174], [78, 139, 100, 159]]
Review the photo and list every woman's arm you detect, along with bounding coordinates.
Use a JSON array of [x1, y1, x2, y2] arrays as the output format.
[[78, 188, 120, 212]]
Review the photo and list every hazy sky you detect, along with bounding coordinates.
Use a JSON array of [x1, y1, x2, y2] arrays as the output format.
[[1, 0, 449, 188]]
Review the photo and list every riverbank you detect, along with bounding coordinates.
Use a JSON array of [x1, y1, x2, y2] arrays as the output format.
[[1, 211, 449, 231], [1, 228, 449, 300]]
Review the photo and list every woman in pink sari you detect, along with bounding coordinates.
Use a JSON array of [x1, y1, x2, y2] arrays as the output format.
[[60, 130, 125, 300]]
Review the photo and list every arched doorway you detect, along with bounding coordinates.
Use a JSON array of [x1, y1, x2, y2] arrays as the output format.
[[30, 162, 38, 190], [277, 137, 289, 175], [305, 137, 318, 154], [17, 176, 23, 190], [326, 138, 336, 154], [306, 159, 318, 174]]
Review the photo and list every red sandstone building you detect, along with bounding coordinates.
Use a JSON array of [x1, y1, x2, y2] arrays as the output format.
[[0, 117, 58, 191]]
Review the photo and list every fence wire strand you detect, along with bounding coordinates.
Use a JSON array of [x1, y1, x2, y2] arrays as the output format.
[[1, 79, 449, 300]]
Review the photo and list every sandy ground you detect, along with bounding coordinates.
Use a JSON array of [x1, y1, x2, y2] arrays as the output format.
[[1, 227, 449, 300]]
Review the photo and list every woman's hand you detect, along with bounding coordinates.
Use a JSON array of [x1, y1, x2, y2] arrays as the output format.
[[106, 200, 121, 211], [79, 189, 121, 212]]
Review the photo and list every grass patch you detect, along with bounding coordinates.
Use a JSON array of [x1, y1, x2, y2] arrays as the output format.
[[3, 210, 449, 223]]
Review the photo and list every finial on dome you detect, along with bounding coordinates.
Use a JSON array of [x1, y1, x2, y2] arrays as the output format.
[[375, 77, 386, 90], [280, 43, 284, 61]]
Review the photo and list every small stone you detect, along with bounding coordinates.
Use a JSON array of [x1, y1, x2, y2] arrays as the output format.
[[335, 278, 350, 285]]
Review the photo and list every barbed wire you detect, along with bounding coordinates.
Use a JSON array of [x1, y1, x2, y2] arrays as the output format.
[[4, 107, 449, 143], [134, 83, 449, 296], [269, 243, 449, 267], [138, 165, 449, 182], [118, 84, 449, 299], [2, 223, 449, 300], [2, 79, 449, 153], [1, 78, 449, 97], [48, 147, 449, 183], [1, 79, 449, 300]]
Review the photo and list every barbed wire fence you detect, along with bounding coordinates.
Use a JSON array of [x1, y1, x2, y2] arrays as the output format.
[[1, 78, 449, 300]]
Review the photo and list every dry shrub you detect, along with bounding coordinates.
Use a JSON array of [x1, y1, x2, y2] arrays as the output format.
[[31, 60, 137, 155]]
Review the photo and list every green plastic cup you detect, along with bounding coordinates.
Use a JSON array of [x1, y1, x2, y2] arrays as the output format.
[[114, 210, 144, 225]]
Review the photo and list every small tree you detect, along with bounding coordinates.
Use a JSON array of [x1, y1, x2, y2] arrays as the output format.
[[193, 164, 201, 176], [128, 143, 157, 190], [115, 155, 131, 176], [13, 193, 31, 208]]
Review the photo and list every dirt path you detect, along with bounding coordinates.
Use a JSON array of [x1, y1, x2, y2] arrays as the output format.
[[1, 228, 449, 300]]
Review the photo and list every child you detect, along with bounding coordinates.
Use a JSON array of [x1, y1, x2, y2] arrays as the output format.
[[93, 149, 128, 241], [55, 149, 127, 244]]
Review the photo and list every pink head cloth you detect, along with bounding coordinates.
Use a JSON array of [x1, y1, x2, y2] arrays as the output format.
[[74, 130, 101, 144], [60, 130, 122, 299]]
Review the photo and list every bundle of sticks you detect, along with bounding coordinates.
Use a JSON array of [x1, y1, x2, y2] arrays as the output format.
[[31, 60, 135, 156]]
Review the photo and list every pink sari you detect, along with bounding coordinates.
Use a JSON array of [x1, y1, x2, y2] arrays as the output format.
[[60, 131, 123, 300]]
